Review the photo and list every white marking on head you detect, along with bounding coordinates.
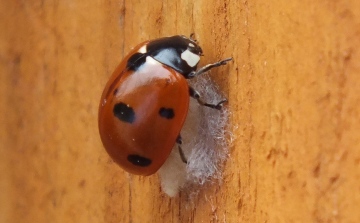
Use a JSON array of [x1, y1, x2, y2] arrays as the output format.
[[138, 45, 147, 54], [118, 56, 168, 93], [145, 56, 161, 65], [181, 49, 200, 67], [133, 56, 162, 72], [189, 43, 195, 47]]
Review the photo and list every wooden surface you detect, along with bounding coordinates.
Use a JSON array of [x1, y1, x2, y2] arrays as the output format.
[[1, 1, 360, 222]]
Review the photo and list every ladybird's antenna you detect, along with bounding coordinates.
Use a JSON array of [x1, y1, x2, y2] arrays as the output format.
[[189, 33, 198, 43]]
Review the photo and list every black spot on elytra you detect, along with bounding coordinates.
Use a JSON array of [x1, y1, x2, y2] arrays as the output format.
[[127, 53, 147, 71], [159, 107, 175, 119], [127, 155, 152, 167], [113, 102, 135, 123]]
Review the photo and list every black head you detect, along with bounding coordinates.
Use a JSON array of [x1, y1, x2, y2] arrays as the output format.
[[145, 35, 203, 76]]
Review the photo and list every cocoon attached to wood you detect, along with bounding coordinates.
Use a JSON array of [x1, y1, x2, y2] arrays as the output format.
[[158, 74, 233, 197]]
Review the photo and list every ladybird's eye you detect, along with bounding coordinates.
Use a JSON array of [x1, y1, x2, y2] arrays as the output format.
[[127, 155, 152, 167], [159, 107, 175, 119], [113, 102, 135, 123]]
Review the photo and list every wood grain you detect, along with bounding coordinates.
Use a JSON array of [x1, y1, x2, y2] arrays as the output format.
[[1, 0, 360, 222]]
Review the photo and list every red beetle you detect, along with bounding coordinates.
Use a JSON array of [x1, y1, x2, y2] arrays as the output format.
[[98, 35, 231, 175]]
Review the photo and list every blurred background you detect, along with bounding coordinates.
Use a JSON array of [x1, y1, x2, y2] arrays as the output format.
[[1, 1, 360, 222]]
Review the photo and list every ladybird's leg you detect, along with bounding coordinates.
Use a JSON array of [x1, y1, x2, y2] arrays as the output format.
[[189, 87, 227, 110], [187, 57, 233, 79], [176, 135, 188, 164]]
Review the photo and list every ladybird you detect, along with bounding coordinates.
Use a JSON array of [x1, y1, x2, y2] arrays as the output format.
[[98, 35, 232, 176]]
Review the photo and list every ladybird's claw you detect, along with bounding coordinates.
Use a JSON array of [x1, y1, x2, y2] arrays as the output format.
[[214, 99, 228, 110], [176, 135, 187, 164], [178, 146, 188, 164], [219, 57, 233, 65], [203, 99, 228, 110], [189, 87, 228, 110], [176, 135, 182, 144]]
